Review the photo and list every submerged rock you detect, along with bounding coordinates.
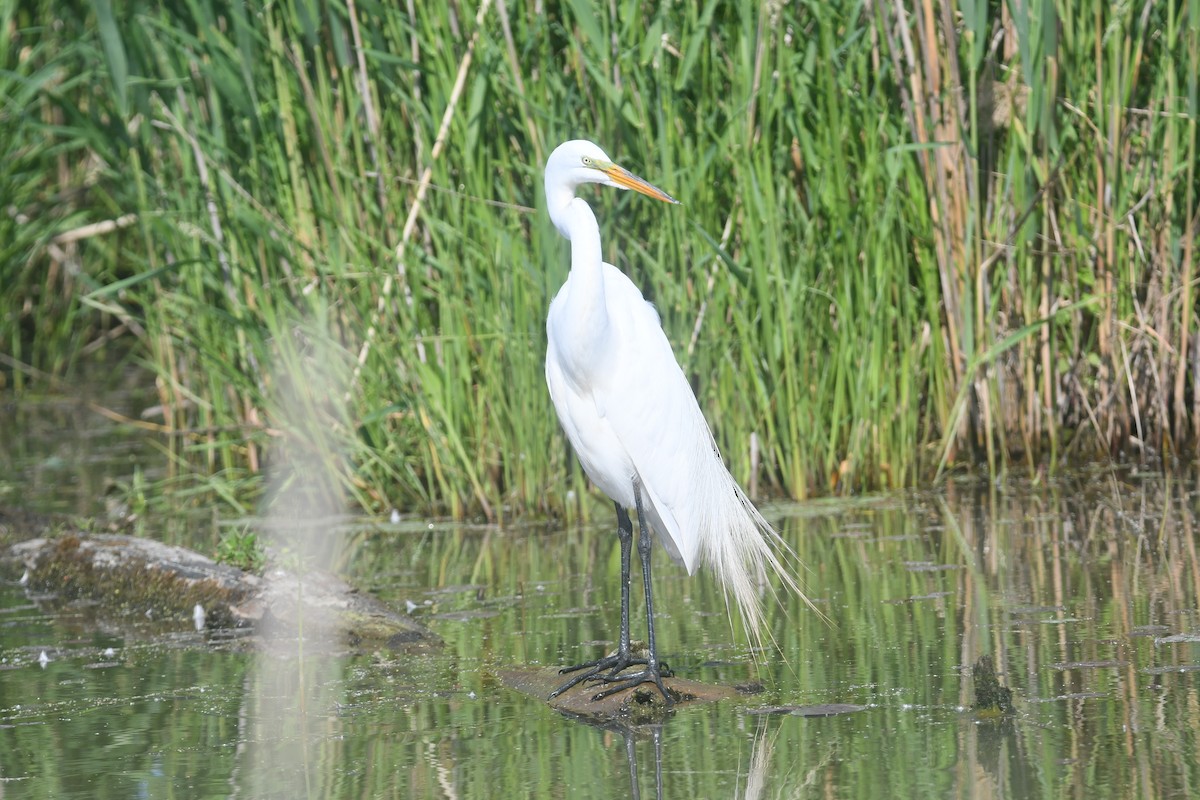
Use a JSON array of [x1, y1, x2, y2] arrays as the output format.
[[746, 703, 868, 717], [972, 654, 1015, 715], [3, 533, 437, 648]]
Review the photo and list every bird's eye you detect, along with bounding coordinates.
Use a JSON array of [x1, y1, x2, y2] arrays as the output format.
[[581, 156, 594, 167]]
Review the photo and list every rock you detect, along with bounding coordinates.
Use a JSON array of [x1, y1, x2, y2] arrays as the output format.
[[972, 654, 1015, 715], [3, 532, 437, 647], [498, 665, 740, 723]]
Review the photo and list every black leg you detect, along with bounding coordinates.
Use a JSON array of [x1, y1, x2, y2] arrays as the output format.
[[550, 502, 647, 698], [625, 730, 641, 800], [590, 478, 675, 705], [653, 726, 664, 800], [615, 502, 633, 656]]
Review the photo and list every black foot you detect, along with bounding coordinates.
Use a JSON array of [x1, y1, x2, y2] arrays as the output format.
[[549, 650, 643, 699], [591, 662, 676, 706], [549, 647, 674, 703]]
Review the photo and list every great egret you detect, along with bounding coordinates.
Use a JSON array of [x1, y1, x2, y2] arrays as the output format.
[[543, 139, 803, 705]]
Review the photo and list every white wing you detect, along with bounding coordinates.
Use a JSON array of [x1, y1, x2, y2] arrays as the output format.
[[590, 263, 724, 574], [548, 259, 802, 641]]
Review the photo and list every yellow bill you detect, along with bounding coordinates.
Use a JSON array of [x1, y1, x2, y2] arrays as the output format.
[[599, 162, 680, 205]]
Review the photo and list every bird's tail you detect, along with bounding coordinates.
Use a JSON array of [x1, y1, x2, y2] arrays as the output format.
[[690, 438, 819, 652]]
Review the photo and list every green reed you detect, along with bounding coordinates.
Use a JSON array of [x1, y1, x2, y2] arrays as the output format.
[[1, 0, 1197, 516]]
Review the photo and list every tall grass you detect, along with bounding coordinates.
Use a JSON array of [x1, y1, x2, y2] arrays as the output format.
[[1, 0, 1197, 517]]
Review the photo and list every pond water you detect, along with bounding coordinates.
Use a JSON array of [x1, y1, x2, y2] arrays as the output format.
[[2, 378, 1199, 798], [2, 473, 1198, 798]]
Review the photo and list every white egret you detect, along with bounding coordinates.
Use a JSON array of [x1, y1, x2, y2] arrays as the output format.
[[543, 140, 805, 704]]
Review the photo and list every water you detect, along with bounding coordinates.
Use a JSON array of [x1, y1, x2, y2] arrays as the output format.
[[0, 362, 161, 519], [3, 372, 1199, 797], [2, 470, 1198, 798]]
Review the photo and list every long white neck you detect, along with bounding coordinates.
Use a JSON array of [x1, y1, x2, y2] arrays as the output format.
[[548, 188, 607, 319]]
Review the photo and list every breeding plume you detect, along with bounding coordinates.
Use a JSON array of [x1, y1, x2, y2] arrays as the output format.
[[543, 139, 803, 703]]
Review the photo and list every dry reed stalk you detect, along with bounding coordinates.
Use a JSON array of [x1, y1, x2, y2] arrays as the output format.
[[348, 0, 495, 397], [345, 0, 387, 213], [1175, 141, 1197, 447], [891, 0, 979, 455]]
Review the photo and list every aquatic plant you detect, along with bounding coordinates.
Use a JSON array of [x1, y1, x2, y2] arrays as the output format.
[[2, 0, 1197, 516]]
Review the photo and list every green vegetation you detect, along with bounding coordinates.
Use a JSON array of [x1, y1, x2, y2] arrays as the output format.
[[2, 1, 1198, 517], [215, 527, 266, 574]]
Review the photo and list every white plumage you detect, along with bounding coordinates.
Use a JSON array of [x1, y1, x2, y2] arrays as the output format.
[[543, 140, 804, 700]]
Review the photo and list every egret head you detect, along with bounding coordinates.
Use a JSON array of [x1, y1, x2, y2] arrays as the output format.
[[544, 140, 679, 211]]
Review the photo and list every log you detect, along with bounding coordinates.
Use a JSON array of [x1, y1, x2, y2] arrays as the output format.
[[3, 532, 437, 647]]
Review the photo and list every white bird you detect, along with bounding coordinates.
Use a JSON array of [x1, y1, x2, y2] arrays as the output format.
[[543, 140, 805, 704]]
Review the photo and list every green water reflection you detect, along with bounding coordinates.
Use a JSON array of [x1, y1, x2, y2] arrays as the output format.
[[2, 472, 1199, 798], [0, 362, 161, 519]]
